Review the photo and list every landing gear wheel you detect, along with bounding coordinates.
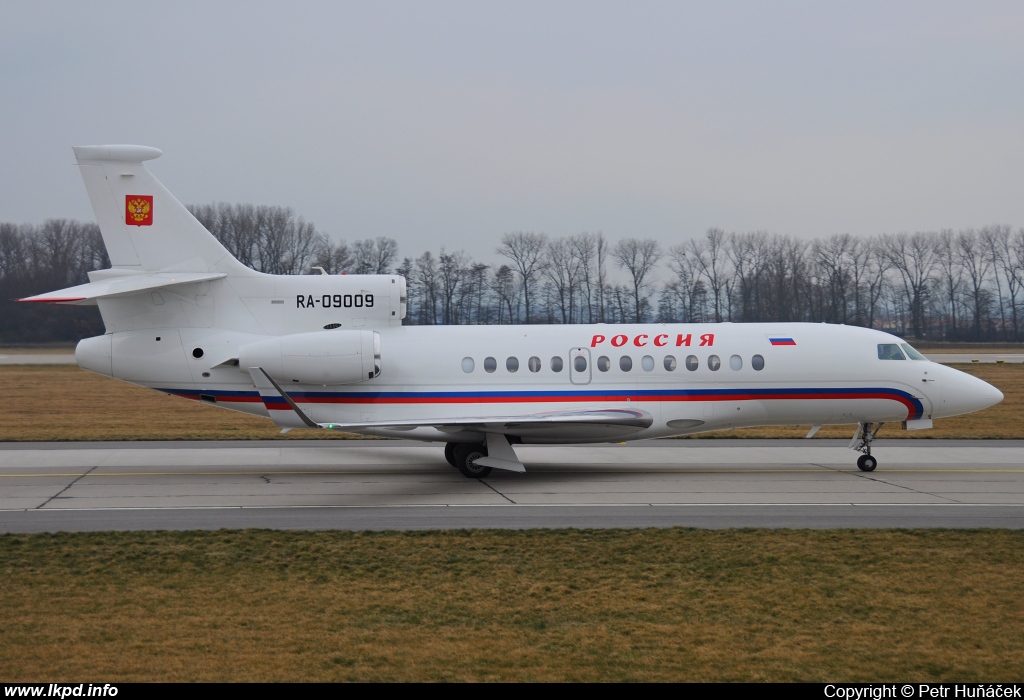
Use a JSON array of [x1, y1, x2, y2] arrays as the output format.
[[857, 454, 878, 472], [454, 442, 492, 478], [444, 443, 457, 467]]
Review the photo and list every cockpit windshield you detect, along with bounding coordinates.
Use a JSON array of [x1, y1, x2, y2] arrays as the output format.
[[877, 344, 906, 360], [900, 343, 927, 361]]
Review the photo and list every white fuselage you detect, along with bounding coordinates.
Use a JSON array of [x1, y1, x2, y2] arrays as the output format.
[[76, 318, 1000, 444]]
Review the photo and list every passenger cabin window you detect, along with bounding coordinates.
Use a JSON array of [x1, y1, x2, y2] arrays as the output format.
[[708, 355, 721, 371], [484, 356, 497, 373], [619, 356, 632, 372], [597, 356, 611, 372], [573, 355, 587, 372], [641, 355, 655, 372], [752, 354, 765, 371], [901, 343, 927, 360], [551, 356, 564, 372], [506, 357, 519, 372], [528, 356, 542, 372], [461, 357, 475, 373], [877, 344, 906, 360], [685, 355, 698, 371], [730, 354, 742, 371], [664, 355, 677, 371]]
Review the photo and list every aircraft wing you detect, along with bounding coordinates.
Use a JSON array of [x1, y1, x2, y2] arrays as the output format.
[[320, 407, 654, 439], [19, 271, 227, 305], [248, 367, 653, 440]]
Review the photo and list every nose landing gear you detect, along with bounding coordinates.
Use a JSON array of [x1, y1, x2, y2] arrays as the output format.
[[851, 422, 883, 471], [856, 454, 878, 472]]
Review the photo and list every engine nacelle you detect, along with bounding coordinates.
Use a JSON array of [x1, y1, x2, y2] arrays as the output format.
[[239, 330, 380, 385]]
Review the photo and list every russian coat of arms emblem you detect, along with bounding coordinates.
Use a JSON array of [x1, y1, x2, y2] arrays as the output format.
[[125, 195, 153, 226]]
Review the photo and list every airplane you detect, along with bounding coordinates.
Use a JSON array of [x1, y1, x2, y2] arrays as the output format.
[[20, 145, 1005, 478]]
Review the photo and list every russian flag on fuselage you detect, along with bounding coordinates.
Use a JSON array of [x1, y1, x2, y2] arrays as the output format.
[[769, 337, 796, 346]]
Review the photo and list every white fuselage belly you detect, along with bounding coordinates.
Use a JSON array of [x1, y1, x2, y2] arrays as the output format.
[[102, 321, 979, 444]]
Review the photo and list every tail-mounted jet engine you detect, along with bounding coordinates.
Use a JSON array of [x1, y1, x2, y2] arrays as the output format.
[[239, 330, 381, 385]]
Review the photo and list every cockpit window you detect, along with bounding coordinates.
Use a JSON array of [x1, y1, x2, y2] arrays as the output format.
[[877, 344, 906, 360], [901, 343, 927, 361]]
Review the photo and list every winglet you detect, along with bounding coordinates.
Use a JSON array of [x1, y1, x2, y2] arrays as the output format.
[[248, 367, 318, 429]]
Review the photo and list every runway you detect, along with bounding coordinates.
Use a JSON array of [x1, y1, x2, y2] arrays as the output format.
[[1, 439, 1023, 531]]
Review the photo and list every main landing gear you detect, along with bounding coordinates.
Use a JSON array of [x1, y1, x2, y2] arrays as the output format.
[[851, 422, 883, 472], [444, 442, 493, 479]]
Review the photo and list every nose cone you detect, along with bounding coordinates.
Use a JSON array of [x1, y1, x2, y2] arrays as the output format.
[[936, 366, 1004, 418]]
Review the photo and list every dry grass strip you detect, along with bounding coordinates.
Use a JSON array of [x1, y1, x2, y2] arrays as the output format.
[[0, 363, 1020, 441], [2, 529, 1023, 682]]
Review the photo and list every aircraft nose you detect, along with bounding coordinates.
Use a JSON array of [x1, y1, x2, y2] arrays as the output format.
[[936, 366, 1004, 418]]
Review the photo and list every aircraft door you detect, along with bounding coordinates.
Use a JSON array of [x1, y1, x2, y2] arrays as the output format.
[[570, 347, 591, 385]]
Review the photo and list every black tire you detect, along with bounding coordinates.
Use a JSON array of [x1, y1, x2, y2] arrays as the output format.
[[454, 442, 492, 478], [857, 454, 878, 472], [444, 443, 457, 467]]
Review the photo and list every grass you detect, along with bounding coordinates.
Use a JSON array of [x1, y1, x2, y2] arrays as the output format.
[[2, 529, 1023, 682], [1, 363, 1021, 441], [1, 366, 352, 441]]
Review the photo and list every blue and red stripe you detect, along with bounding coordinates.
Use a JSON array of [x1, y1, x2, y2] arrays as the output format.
[[160, 386, 924, 420]]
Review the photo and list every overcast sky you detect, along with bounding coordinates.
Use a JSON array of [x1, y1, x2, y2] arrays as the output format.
[[2, 1, 1022, 262]]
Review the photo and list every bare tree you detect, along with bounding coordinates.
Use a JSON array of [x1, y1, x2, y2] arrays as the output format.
[[491, 264, 518, 324], [986, 226, 1024, 340], [848, 236, 887, 328], [352, 237, 398, 274], [728, 231, 768, 321], [812, 234, 858, 324], [569, 232, 602, 323], [957, 229, 993, 339], [981, 225, 1014, 340], [438, 249, 468, 324], [882, 232, 939, 339], [413, 251, 439, 325], [612, 238, 662, 322], [497, 232, 547, 323], [545, 237, 584, 323], [934, 229, 964, 339], [663, 242, 714, 322], [686, 228, 731, 322]]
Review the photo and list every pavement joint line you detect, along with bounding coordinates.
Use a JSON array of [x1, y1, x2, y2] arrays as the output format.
[[3, 468, 1024, 478], [813, 461, 968, 505], [6, 502, 1024, 513], [35, 466, 96, 509], [478, 478, 516, 504]]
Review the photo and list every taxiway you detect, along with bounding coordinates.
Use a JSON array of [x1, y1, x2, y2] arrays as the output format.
[[1, 439, 1022, 531]]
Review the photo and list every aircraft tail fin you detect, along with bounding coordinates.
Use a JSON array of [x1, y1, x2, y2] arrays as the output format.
[[73, 145, 251, 275]]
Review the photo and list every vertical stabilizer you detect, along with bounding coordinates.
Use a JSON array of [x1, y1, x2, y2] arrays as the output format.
[[73, 145, 251, 275]]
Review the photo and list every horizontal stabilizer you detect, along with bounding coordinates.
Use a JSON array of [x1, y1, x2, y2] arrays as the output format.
[[18, 271, 226, 305]]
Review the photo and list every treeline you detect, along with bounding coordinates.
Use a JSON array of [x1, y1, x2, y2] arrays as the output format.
[[2, 204, 1023, 343], [396, 227, 1024, 342], [0, 220, 109, 343]]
